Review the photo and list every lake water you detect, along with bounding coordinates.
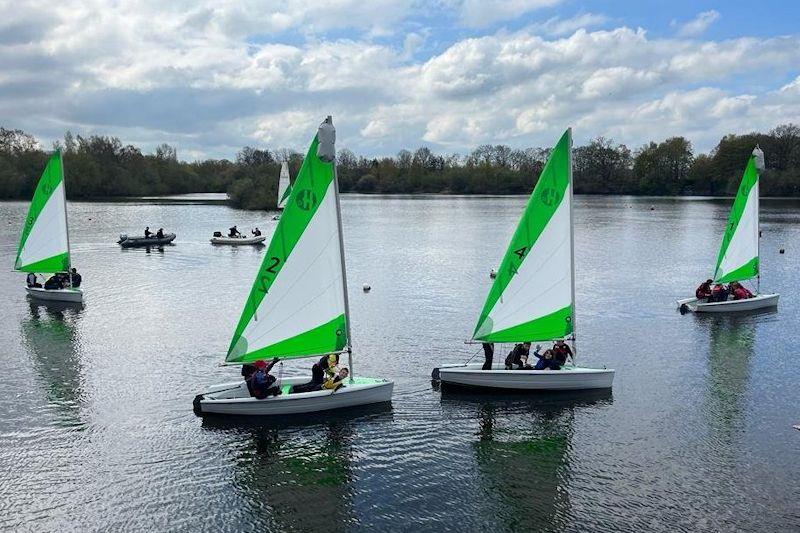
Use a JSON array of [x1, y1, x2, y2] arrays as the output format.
[[0, 195, 798, 532]]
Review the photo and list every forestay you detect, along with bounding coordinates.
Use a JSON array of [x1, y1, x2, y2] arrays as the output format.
[[277, 161, 292, 209], [15, 151, 71, 273], [712, 147, 761, 283], [227, 130, 347, 363], [473, 129, 574, 343]]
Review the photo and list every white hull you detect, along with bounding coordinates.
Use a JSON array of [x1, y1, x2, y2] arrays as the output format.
[[26, 286, 83, 303], [436, 363, 614, 391], [196, 376, 393, 416], [210, 235, 266, 245], [677, 293, 779, 313]]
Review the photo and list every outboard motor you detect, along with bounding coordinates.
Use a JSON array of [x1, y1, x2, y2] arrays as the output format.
[[118, 234, 128, 243], [213, 231, 222, 237]]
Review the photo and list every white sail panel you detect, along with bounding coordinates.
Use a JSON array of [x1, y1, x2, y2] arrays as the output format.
[[16, 181, 69, 272], [477, 189, 572, 337], [238, 180, 345, 353], [277, 162, 291, 209], [715, 181, 759, 281]]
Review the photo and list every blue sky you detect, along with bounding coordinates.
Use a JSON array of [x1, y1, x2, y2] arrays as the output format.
[[0, 0, 798, 160]]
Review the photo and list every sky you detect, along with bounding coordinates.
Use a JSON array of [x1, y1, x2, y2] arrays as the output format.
[[1, 0, 799, 160]]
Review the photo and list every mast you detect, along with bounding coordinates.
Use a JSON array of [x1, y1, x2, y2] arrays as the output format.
[[754, 145, 764, 294], [329, 116, 355, 382], [59, 149, 73, 288], [567, 127, 577, 362]]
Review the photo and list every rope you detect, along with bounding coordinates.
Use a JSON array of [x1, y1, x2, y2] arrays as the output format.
[[464, 346, 484, 365]]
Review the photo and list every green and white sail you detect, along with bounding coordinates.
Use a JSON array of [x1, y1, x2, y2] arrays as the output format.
[[473, 129, 574, 343], [227, 119, 347, 363], [277, 161, 292, 209], [14, 151, 71, 273], [712, 147, 762, 283]]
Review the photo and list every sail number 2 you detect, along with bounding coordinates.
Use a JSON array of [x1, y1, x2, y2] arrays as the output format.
[[256, 257, 282, 293]]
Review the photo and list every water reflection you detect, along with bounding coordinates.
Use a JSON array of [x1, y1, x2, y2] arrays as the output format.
[[202, 406, 392, 531], [440, 391, 612, 532], [701, 314, 757, 444], [20, 303, 86, 427]]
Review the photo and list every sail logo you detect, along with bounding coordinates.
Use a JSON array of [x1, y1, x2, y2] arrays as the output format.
[[540, 187, 561, 206], [295, 189, 317, 211]]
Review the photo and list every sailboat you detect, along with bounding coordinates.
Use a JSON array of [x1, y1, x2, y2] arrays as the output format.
[[677, 146, 779, 313], [194, 117, 393, 416], [434, 129, 614, 391], [272, 161, 292, 220], [278, 161, 292, 209], [15, 150, 83, 304]]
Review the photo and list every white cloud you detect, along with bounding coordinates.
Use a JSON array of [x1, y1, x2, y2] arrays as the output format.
[[672, 10, 720, 38], [1, 1, 798, 160], [531, 13, 608, 36], [454, 0, 563, 28]]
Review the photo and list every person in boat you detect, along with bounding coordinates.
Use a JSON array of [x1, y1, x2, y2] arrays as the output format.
[[293, 353, 341, 394], [252, 227, 262, 237], [481, 342, 494, 370], [156, 228, 164, 239], [144, 226, 152, 239], [695, 279, 713, 301], [44, 274, 62, 290], [69, 268, 81, 288], [531, 346, 561, 371], [322, 367, 349, 391], [26, 273, 42, 288], [730, 281, 754, 300], [229, 225, 242, 238], [247, 358, 281, 399], [504, 342, 531, 370], [518, 354, 534, 370], [710, 283, 730, 302], [552, 339, 573, 366]]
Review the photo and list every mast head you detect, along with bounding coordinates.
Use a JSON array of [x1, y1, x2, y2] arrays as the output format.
[[317, 116, 336, 163], [752, 145, 765, 171]]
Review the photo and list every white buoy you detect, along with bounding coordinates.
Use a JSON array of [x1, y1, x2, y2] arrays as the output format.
[[490, 269, 497, 279], [363, 284, 371, 292]]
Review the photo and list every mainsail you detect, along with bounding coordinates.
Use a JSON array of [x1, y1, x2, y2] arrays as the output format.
[[15, 151, 71, 273], [277, 161, 292, 209], [473, 129, 574, 343], [227, 119, 348, 363], [712, 147, 762, 283]]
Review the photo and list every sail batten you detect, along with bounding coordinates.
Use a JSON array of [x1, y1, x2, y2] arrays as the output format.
[[227, 126, 347, 363], [15, 151, 71, 273], [713, 153, 760, 283], [473, 130, 574, 343]]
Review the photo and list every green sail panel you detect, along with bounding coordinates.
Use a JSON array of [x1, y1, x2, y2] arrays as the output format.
[[226, 133, 348, 363], [713, 154, 759, 283], [473, 129, 574, 342], [15, 151, 71, 273]]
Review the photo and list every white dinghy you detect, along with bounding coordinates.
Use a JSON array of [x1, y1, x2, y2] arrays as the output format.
[[433, 129, 614, 391], [210, 235, 267, 245], [195, 117, 393, 417], [15, 150, 83, 304], [678, 146, 779, 313]]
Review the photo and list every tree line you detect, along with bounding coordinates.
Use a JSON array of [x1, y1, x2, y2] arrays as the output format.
[[1, 124, 799, 211]]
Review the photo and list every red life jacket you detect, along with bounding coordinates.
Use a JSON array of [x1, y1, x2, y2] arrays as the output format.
[[696, 283, 711, 298], [733, 287, 752, 300]]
